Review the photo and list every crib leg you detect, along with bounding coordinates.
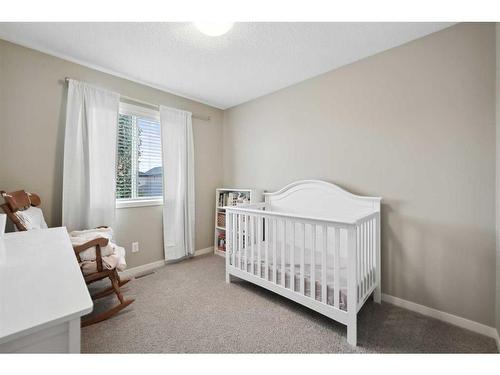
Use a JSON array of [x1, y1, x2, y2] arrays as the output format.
[[347, 319, 357, 346], [373, 287, 381, 304], [225, 270, 231, 284], [374, 212, 381, 304]]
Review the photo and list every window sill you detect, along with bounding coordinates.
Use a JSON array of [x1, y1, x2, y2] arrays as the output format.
[[116, 198, 163, 209]]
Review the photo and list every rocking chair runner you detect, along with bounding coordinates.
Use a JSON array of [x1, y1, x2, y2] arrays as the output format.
[[0, 189, 134, 327]]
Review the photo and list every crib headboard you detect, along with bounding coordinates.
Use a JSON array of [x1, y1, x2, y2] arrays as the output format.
[[264, 180, 381, 222]]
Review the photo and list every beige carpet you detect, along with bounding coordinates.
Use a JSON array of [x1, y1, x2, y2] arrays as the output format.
[[82, 254, 498, 353]]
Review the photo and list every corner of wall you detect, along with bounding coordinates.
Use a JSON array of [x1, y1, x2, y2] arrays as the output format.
[[495, 22, 500, 340], [221, 108, 229, 187]]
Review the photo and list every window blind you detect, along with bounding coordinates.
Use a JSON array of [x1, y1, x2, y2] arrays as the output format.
[[116, 109, 163, 200]]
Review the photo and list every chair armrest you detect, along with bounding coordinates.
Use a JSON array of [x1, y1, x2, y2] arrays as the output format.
[[73, 237, 109, 272], [73, 237, 109, 253]]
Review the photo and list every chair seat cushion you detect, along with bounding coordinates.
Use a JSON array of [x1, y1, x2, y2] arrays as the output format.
[[70, 227, 115, 261], [14, 206, 48, 230], [79, 244, 127, 275], [70, 227, 127, 275]]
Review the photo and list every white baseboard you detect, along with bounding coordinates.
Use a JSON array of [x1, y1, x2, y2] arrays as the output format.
[[495, 329, 500, 353], [194, 247, 213, 256], [119, 259, 166, 279], [382, 293, 498, 341], [119, 247, 215, 278]]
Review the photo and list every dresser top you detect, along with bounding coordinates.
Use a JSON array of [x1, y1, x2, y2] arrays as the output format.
[[0, 227, 93, 344]]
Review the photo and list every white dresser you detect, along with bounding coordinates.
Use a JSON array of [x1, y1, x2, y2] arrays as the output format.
[[0, 227, 93, 353]]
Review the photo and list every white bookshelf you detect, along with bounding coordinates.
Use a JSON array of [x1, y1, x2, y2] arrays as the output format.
[[214, 188, 257, 257]]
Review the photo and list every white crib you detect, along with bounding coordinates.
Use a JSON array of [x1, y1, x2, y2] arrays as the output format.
[[224, 180, 381, 346]]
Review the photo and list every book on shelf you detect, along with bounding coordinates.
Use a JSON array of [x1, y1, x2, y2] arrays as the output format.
[[217, 212, 226, 228], [217, 232, 226, 251], [218, 191, 251, 208], [215, 188, 254, 256]]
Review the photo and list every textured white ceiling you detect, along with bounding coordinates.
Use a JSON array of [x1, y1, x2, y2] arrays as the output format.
[[0, 22, 453, 109]]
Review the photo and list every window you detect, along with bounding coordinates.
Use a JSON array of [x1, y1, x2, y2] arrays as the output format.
[[116, 102, 163, 208]]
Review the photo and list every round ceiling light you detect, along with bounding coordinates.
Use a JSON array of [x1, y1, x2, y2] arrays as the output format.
[[194, 22, 234, 37]]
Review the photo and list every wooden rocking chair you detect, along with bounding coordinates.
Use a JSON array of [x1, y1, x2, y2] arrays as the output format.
[[0, 189, 134, 327]]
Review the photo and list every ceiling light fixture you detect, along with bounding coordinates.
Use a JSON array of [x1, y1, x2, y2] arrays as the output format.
[[194, 22, 234, 37]]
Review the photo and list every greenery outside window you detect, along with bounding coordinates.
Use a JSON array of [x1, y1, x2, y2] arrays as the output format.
[[116, 102, 163, 208]]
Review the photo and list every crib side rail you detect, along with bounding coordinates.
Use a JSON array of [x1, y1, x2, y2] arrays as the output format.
[[224, 202, 266, 210], [225, 205, 357, 228], [354, 211, 380, 311], [226, 207, 358, 311]]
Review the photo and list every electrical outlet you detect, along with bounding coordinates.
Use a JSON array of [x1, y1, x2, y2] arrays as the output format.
[[132, 242, 139, 253]]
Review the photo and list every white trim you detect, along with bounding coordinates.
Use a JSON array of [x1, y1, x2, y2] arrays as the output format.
[[0, 36, 225, 110], [118, 247, 215, 278], [119, 102, 160, 121], [495, 329, 500, 353], [116, 198, 163, 209], [382, 293, 498, 340], [119, 259, 166, 279], [194, 247, 213, 256]]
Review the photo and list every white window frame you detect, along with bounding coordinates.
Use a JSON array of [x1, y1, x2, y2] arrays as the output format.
[[116, 102, 163, 209], [116, 197, 163, 209]]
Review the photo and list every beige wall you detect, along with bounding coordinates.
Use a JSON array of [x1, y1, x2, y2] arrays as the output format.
[[0, 23, 497, 328], [223, 23, 496, 326], [496, 23, 500, 338], [0, 39, 224, 268]]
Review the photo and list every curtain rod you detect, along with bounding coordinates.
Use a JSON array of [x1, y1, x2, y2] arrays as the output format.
[[64, 77, 211, 122]]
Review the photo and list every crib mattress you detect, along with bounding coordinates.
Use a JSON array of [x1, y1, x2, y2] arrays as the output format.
[[230, 255, 348, 311]]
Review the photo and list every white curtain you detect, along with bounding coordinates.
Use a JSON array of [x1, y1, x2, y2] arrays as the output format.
[[62, 80, 120, 232], [160, 105, 195, 261]]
